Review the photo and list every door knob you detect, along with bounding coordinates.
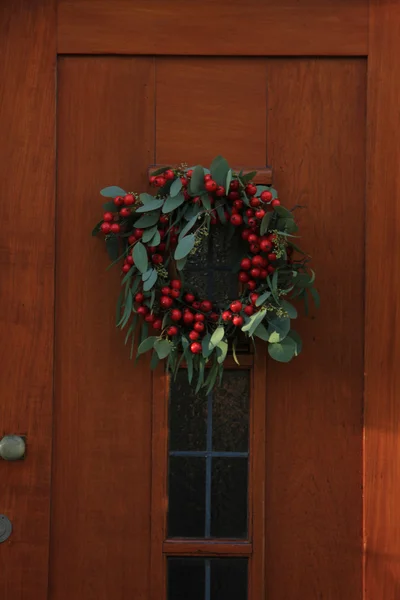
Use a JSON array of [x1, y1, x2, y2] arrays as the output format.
[[0, 435, 26, 460]]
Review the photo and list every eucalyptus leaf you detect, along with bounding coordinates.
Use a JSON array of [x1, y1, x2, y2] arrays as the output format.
[[267, 316, 290, 341], [210, 326, 225, 348], [149, 230, 161, 247], [174, 234, 195, 260], [179, 214, 198, 240], [201, 194, 211, 210], [134, 211, 160, 229], [105, 235, 119, 261], [150, 350, 160, 370], [260, 211, 273, 236], [268, 336, 297, 363], [142, 226, 158, 243], [189, 165, 205, 195], [139, 193, 156, 204], [162, 192, 185, 213], [255, 291, 271, 307], [137, 335, 157, 355], [169, 178, 183, 197], [216, 340, 228, 364], [92, 220, 103, 236], [281, 299, 298, 318], [143, 269, 158, 291], [240, 171, 257, 184], [133, 241, 148, 274], [154, 339, 172, 359], [135, 198, 164, 212], [195, 356, 205, 393], [176, 256, 188, 271], [150, 166, 169, 176], [142, 268, 154, 282], [287, 329, 303, 355], [253, 322, 269, 341], [102, 201, 116, 211], [210, 155, 230, 186], [309, 287, 320, 308], [100, 185, 127, 198], [241, 309, 266, 336], [202, 333, 214, 358], [225, 169, 232, 194]]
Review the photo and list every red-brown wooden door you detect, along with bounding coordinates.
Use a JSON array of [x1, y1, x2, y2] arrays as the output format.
[[1, 2, 399, 600]]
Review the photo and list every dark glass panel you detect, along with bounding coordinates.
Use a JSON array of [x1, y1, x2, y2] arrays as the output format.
[[211, 457, 248, 538], [169, 371, 207, 451], [186, 237, 208, 268], [211, 270, 238, 307], [211, 225, 233, 266], [210, 558, 248, 600], [212, 371, 250, 452], [168, 457, 205, 537], [168, 558, 205, 600], [184, 270, 209, 299]]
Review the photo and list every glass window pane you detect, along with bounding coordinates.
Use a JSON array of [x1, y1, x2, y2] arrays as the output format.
[[168, 558, 205, 600], [210, 558, 248, 600], [184, 270, 209, 299], [212, 371, 250, 452], [168, 457, 205, 537], [211, 457, 248, 538], [169, 372, 207, 451]]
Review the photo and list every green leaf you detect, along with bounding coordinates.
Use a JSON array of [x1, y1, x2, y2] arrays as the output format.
[[242, 309, 266, 336], [210, 326, 225, 348], [137, 335, 157, 355], [274, 205, 292, 218], [142, 268, 154, 282], [174, 234, 195, 260], [92, 220, 103, 236], [176, 256, 188, 271], [225, 169, 232, 194], [253, 322, 269, 341], [142, 226, 158, 243], [189, 165, 205, 195], [268, 336, 297, 363], [202, 333, 214, 358], [139, 193, 155, 204], [260, 211, 273, 236], [267, 316, 290, 341], [216, 340, 228, 364], [134, 212, 161, 229], [179, 214, 198, 240], [240, 171, 257, 184], [201, 194, 211, 210], [170, 178, 183, 197], [215, 201, 227, 224], [287, 330, 303, 356], [232, 339, 240, 365], [205, 361, 219, 393], [210, 155, 230, 186], [195, 357, 206, 393], [100, 185, 127, 198], [309, 287, 320, 309], [186, 351, 193, 383], [162, 192, 185, 214], [150, 350, 160, 370], [150, 166, 169, 176], [118, 289, 133, 328], [154, 339, 172, 359], [115, 291, 124, 325], [103, 201, 116, 211], [105, 235, 119, 260], [149, 230, 161, 247], [281, 300, 298, 318], [143, 269, 158, 291], [135, 198, 164, 212], [133, 241, 148, 274], [255, 291, 271, 307], [269, 331, 281, 343]]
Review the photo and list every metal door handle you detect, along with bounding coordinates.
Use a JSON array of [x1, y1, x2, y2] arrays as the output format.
[[0, 435, 26, 460]]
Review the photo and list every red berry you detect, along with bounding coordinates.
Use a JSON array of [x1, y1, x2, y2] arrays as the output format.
[[268, 253, 277, 262], [246, 208, 254, 217], [260, 269, 268, 278], [250, 268, 261, 278], [171, 279, 181, 290], [159, 214, 169, 224], [241, 229, 251, 241], [209, 312, 219, 322], [250, 244, 260, 254], [183, 190, 191, 201], [153, 319, 162, 330], [164, 169, 175, 180], [244, 305, 254, 316], [183, 311, 195, 325], [170, 235, 178, 246], [137, 306, 149, 316], [170, 289, 180, 298], [110, 223, 120, 234], [232, 315, 244, 327], [251, 255, 264, 267], [124, 193, 135, 205], [216, 186, 225, 197], [134, 228, 144, 239], [160, 296, 173, 309], [126, 255, 134, 265], [180, 177, 188, 187], [128, 235, 136, 244], [135, 292, 144, 303], [186, 170, 193, 177], [120, 207, 131, 218], [210, 216, 218, 226], [103, 212, 113, 222], [250, 293, 259, 305], [194, 322, 205, 333], [192, 301, 201, 310], [248, 233, 258, 244], [260, 238, 273, 252], [195, 313, 205, 322], [122, 264, 130, 273], [272, 199, 281, 208], [145, 313, 156, 323], [255, 209, 266, 220], [230, 180, 239, 191], [233, 199, 244, 210], [204, 173, 212, 181], [190, 342, 202, 354], [205, 179, 218, 192], [228, 191, 240, 201], [152, 254, 163, 264], [149, 176, 156, 185], [161, 286, 171, 296], [222, 311, 232, 322], [200, 300, 212, 312], [261, 190, 273, 203], [189, 330, 200, 341], [230, 301, 242, 313], [267, 265, 275, 274], [247, 280, 257, 290], [192, 196, 201, 204], [185, 293, 195, 304], [167, 325, 178, 336], [250, 197, 260, 208], [248, 217, 257, 228], [155, 176, 166, 187], [171, 309, 182, 322], [113, 196, 124, 206], [100, 222, 111, 234], [230, 214, 243, 226], [245, 183, 257, 196], [241, 258, 252, 270], [239, 271, 250, 283]]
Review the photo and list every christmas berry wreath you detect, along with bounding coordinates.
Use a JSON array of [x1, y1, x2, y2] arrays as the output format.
[[93, 155, 319, 392]]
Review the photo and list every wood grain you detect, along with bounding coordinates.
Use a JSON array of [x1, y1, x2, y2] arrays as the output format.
[[0, 1, 55, 598], [58, 0, 368, 56], [265, 59, 366, 599], [155, 58, 267, 168], [50, 57, 155, 600], [365, 3, 400, 598], [163, 541, 253, 556]]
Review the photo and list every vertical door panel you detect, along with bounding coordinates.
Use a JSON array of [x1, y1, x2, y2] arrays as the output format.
[[51, 57, 155, 600], [265, 58, 366, 599]]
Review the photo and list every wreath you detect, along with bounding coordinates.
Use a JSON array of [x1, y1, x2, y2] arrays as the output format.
[[92, 155, 319, 392]]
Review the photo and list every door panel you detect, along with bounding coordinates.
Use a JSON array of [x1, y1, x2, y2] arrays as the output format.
[[50, 57, 155, 600], [265, 58, 366, 599]]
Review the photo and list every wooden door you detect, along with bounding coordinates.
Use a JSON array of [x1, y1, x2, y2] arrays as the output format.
[[1, 2, 400, 600]]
